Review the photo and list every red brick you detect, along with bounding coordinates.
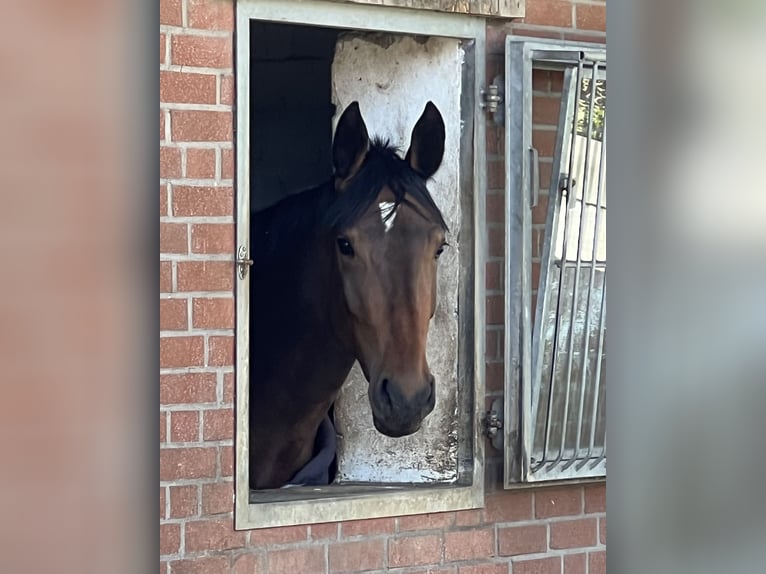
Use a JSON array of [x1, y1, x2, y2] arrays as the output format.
[[220, 445, 234, 476], [160, 298, 187, 331], [549, 518, 597, 549], [508, 26, 562, 41], [512, 556, 561, 574], [162, 561, 167, 574], [342, 517, 395, 537], [160, 522, 181, 555], [160, 71, 217, 105], [533, 96, 563, 125], [563, 553, 585, 574], [485, 491, 533, 523], [444, 529, 494, 562], [268, 547, 324, 573], [160, 412, 167, 443], [486, 124, 503, 155], [498, 524, 547, 556], [192, 297, 235, 329], [398, 511, 454, 531], [160, 222, 188, 254], [455, 509, 483, 527], [539, 160, 552, 190], [170, 557, 229, 574], [486, 261, 501, 291], [160, 336, 204, 368], [171, 35, 232, 69], [203, 408, 233, 440], [170, 411, 199, 442], [584, 484, 605, 513], [523, 1, 573, 27], [188, 0, 234, 31], [531, 194, 549, 226], [576, 4, 605, 32], [489, 226, 504, 257], [458, 565, 507, 574], [160, 0, 182, 26], [487, 158, 504, 189], [208, 335, 234, 366], [161, 373, 217, 404], [160, 447, 217, 480], [160, 146, 182, 179], [202, 481, 234, 514], [221, 147, 234, 178], [486, 194, 504, 224], [172, 185, 233, 217], [160, 487, 166, 519], [535, 487, 582, 518], [171, 110, 232, 142], [161, 109, 166, 141], [532, 129, 556, 159], [223, 372, 234, 403], [160, 33, 166, 65], [550, 71, 565, 93], [219, 76, 235, 108], [249, 525, 307, 546], [191, 224, 234, 255], [486, 23, 514, 54], [185, 518, 245, 551], [161, 184, 169, 216], [231, 554, 263, 574], [561, 31, 606, 44], [186, 148, 217, 179], [486, 294, 504, 325], [588, 551, 605, 574], [177, 261, 234, 292], [388, 534, 441, 567], [532, 69, 550, 92], [486, 361, 504, 393], [169, 484, 198, 518], [311, 523, 338, 540], [486, 329, 500, 360], [599, 517, 606, 544], [330, 539, 385, 572]]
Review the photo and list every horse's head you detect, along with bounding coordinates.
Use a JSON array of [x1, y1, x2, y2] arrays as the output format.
[[326, 101, 448, 438]]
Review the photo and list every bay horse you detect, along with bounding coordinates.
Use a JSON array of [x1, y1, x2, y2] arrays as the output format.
[[249, 101, 449, 489]]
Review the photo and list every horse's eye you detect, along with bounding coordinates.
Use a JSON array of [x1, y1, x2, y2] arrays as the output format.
[[435, 244, 446, 260], [336, 237, 355, 257]]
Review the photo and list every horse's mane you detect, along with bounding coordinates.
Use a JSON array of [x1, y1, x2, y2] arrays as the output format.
[[253, 138, 448, 265], [323, 138, 449, 233]]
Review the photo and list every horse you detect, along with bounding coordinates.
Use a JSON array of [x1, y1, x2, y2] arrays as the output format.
[[249, 101, 449, 490]]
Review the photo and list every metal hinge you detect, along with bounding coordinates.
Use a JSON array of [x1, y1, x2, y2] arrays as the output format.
[[483, 399, 504, 451], [480, 75, 504, 125], [236, 245, 253, 279]]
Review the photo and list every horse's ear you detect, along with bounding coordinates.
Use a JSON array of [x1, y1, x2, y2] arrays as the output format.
[[332, 101, 370, 184], [405, 101, 445, 180]]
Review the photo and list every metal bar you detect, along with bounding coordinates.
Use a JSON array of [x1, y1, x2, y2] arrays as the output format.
[[539, 61, 583, 470], [548, 60, 595, 471], [528, 67, 577, 476], [529, 49, 607, 65], [577, 265, 607, 470], [561, 64, 601, 471]]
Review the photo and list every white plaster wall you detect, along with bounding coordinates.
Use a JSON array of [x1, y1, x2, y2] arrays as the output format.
[[331, 33, 465, 483]]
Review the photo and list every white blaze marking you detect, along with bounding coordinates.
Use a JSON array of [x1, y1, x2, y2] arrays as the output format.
[[379, 201, 396, 233]]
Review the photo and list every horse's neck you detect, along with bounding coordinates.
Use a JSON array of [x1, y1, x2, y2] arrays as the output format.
[[249, 185, 355, 488]]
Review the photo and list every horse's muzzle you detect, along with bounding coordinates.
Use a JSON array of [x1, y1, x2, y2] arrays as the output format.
[[369, 374, 436, 437]]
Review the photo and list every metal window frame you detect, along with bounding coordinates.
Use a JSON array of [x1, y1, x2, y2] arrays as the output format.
[[235, 0, 487, 529], [503, 37, 607, 488]]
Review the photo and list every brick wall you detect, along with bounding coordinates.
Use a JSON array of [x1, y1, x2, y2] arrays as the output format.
[[159, 1, 605, 572]]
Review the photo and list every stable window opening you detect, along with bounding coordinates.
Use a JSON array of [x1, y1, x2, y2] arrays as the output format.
[[234, 0, 487, 529]]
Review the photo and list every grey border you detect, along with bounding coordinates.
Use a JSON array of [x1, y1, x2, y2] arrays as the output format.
[[235, 0, 487, 530]]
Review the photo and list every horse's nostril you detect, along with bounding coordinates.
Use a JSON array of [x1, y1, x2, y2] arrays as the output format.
[[380, 378, 393, 408]]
